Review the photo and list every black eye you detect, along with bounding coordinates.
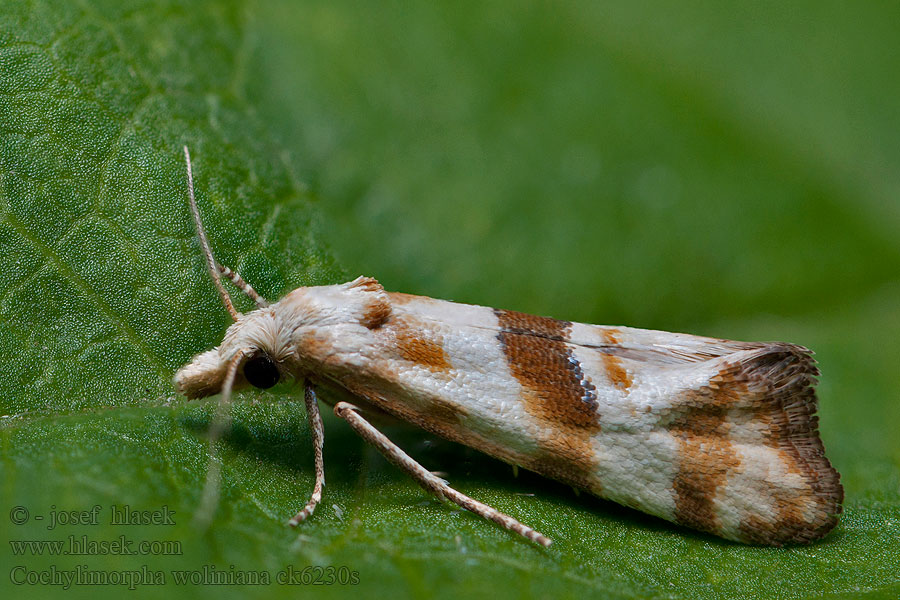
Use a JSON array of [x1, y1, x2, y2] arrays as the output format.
[[243, 354, 280, 389]]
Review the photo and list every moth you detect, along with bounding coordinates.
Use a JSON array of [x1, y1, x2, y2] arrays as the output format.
[[175, 147, 843, 547]]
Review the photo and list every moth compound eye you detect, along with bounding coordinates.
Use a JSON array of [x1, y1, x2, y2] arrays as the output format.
[[243, 354, 280, 389]]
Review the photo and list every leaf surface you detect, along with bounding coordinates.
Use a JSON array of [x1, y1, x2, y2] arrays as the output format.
[[2, 2, 899, 599]]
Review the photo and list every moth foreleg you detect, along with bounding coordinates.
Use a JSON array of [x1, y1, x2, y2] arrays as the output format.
[[194, 351, 245, 528], [289, 381, 326, 526], [333, 401, 553, 547]]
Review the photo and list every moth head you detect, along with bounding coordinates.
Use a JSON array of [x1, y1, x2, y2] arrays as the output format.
[[176, 149, 391, 401], [175, 308, 294, 399], [175, 277, 391, 399], [176, 146, 294, 400]]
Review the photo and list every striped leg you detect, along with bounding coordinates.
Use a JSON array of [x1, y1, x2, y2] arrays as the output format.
[[333, 401, 552, 547], [290, 381, 326, 526]]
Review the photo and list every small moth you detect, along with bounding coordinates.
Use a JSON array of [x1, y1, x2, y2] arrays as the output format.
[[175, 148, 842, 547]]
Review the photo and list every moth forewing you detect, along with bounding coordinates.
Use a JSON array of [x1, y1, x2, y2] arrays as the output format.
[[175, 149, 842, 546]]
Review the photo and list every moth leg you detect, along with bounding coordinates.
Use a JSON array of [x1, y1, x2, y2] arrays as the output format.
[[289, 381, 326, 526], [194, 350, 246, 528], [333, 401, 552, 547]]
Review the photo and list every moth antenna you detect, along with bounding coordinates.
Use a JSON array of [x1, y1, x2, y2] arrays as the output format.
[[194, 349, 245, 528], [218, 263, 269, 308], [183, 146, 241, 322]]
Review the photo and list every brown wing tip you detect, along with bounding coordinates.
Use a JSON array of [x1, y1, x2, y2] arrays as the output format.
[[735, 344, 844, 545]]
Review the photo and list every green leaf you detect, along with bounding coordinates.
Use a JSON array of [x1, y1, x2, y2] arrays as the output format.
[[3, 1, 899, 599]]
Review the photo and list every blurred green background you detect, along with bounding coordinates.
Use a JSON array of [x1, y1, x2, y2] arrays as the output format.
[[1, 1, 898, 599]]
